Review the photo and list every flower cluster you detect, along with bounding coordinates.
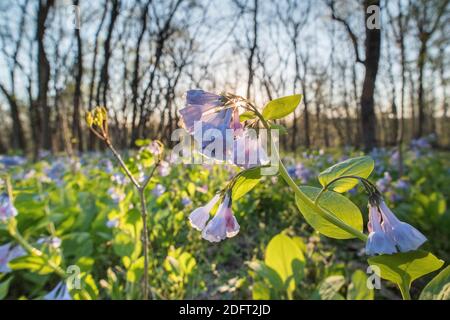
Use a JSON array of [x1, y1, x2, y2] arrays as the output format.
[[189, 193, 239, 242], [365, 199, 427, 255], [179, 90, 269, 169]]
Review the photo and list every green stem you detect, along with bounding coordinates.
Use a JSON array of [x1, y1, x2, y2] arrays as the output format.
[[278, 161, 367, 241], [10, 226, 66, 278], [250, 104, 367, 242], [399, 284, 411, 300]]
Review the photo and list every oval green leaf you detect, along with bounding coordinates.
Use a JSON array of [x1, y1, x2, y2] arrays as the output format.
[[310, 275, 346, 300], [318, 156, 374, 193], [265, 234, 305, 292], [262, 94, 303, 120], [368, 250, 444, 293], [295, 186, 363, 239], [419, 265, 450, 300], [232, 167, 262, 201], [347, 270, 374, 300]]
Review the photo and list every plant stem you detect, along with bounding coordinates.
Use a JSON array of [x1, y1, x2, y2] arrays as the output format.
[[104, 139, 161, 300], [278, 160, 367, 241], [10, 226, 66, 278], [250, 104, 367, 242], [106, 140, 141, 189], [138, 188, 149, 300], [399, 284, 411, 300]]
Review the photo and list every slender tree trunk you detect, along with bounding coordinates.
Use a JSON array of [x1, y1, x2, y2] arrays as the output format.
[[0, 85, 26, 151], [37, 0, 55, 151], [96, 0, 120, 108], [73, 0, 83, 153], [246, 0, 258, 100], [88, 0, 108, 150], [417, 38, 427, 137], [360, 0, 380, 151]]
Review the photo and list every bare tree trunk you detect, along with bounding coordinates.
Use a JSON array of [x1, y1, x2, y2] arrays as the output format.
[[359, 0, 380, 151], [417, 39, 427, 137], [130, 0, 152, 147], [37, 0, 55, 151], [72, 0, 83, 153], [246, 0, 258, 100], [96, 0, 120, 108], [88, 0, 108, 150]]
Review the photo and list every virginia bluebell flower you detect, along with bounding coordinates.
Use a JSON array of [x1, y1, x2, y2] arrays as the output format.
[[107, 187, 125, 204], [152, 184, 166, 198], [0, 243, 26, 273], [365, 199, 427, 255], [44, 282, 72, 300], [0, 155, 26, 167], [202, 194, 240, 242], [376, 172, 392, 193], [188, 194, 220, 231], [233, 130, 269, 169], [179, 90, 225, 134], [106, 217, 120, 228], [181, 196, 192, 207], [0, 193, 18, 222], [378, 200, 427, 252], [111, 173, 127, 186], [365, 206, 397, 255], [37, 237, 62, 249], [180, 90, 243, 162], [148, 140, 164, 156], [158, 160, 171, 177]]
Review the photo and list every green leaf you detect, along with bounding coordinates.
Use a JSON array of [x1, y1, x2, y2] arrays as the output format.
[[135, 139, 150, 147], [61, 232, 94, 259], [347, 270, 374, 300], [295, 186, 363, 239], [262, 94, 303, 120], [126, 257, 144, 283], [318, 156, 374, 193], [0, 277, 13, 300], [419, 265, 450, 300], [270, 123, 288, 135], [311, 275, 346, 300], [368, 250, 444, 294], [8, 255, 55, 275], [252, 282, 271, 300], [113, 232, 135, 257], [239, 111, 256, 121], [264, 234, 305, 293], [248, 261, 284, 291], [232, 167, 262, 201]]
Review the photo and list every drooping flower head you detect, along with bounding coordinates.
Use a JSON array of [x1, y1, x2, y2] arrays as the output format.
[[378, 200, 427, 252], [188, 194, 220, 231], [44, 282, 72, 300], [365, 196, 427, 255], [365, 205, 397, 256], [0, 193, 18, 222], [180, 90, 268, 168], [188, 193, 240, 242], [0, 243, 26, 273], [201, 194, 239, 242]]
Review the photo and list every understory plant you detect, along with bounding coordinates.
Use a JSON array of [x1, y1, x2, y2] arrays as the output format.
[[180, 90, 447, 300]]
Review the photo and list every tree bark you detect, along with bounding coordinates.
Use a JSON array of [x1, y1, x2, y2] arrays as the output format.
[[37, 0, 55, 151], [73, 0, 83, 153]]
